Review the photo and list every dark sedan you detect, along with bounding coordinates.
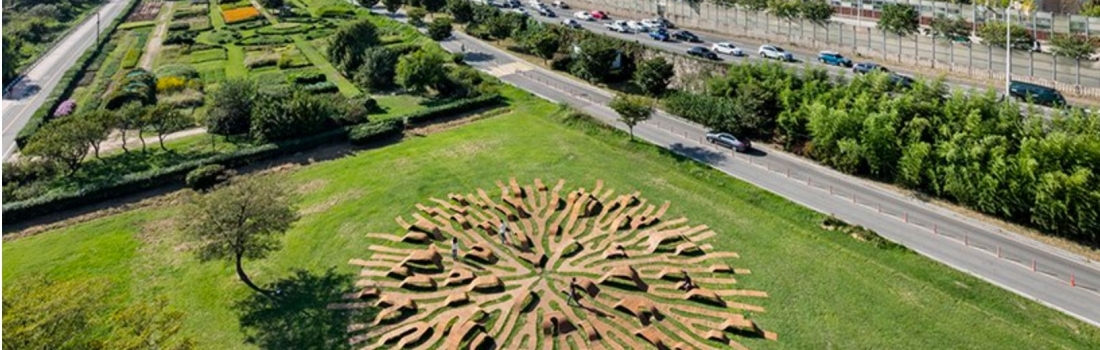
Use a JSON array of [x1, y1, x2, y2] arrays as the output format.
[[706, 132, 751, 152], [687, 46, 719, 60], [672, 30, 701, 43], [852, 62, 890, 75]]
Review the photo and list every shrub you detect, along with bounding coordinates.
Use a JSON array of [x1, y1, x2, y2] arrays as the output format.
[[53, 99, 76, 117], [160, 89, 206, 108], [168, 22, 191, 31], [336, 97, 379, 125], [157, 76, 188, 93], [173, 8, 206, 19], [408, 7, 428, 26], [403, 93, 501, 125], [302, 81, 338, 94], [288, 71, 326, 85], [155, 64, 201, 80], [239, 35, 293, 46], [250, 91, 338, 142], [185, 164, 230, 190], [428, 18, 453, 41], [164, 31, 197, 45], [385, 42, 421, 56], [121, 48, 142, 69], [256, 23, 310, 35], [348, 119, 402, 144]]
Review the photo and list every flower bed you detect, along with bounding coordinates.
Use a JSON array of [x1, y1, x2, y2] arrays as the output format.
[[222, 6, 261, 24]]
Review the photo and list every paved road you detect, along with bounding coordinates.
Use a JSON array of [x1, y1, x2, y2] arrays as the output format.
[[1, 0, 132, 160], [570, 0, 1100, 88], [530, 5, 1092, 112], [434, 22, 1100, 327]]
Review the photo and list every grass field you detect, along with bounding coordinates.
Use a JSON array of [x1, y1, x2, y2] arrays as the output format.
[[5, 87, 1099, 349]]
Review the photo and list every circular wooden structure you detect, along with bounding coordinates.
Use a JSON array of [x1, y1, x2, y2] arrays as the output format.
[[336, 178, 776, 349]]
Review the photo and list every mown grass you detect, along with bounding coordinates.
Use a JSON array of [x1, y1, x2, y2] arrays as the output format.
[[6, 92, 1100, 349]]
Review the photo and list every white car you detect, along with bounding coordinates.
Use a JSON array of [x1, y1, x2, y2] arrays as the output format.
[[712, 42, 743, 56], [605, 21, 631, 33], [758, 45, 794, 61], [562, 18, 582, 29], [553, 0, 569, 8], [574, 11, 594, 21], [626, 20, 649, 32], [641, 18, 664, 29], [529, 0, 541, 7]]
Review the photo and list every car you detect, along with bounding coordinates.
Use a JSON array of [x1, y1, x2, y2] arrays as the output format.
[[687, 46, 719, 60], [888, 74, 915, 89], [574, 11, 594, 20], [641, 18, 664, 29], [649, 28, 670, 41], [712, 42, 743, 56], [852, 62, 889, 74], [562, 18, 582, 28], [553, 1, 569, 8], [537, 7, 556, 17], [1009, 80, 1066, 106], [671, 30, 701, 42], [511, 7, 529, 16], [626, 20, 649, 32], [653, 17, 674, 29], [528, 0, 542, 6], [706, 132, 751, 152], [590, 10, 609, 19], [605, 21, 630, 33], [758, 45, 793, 61], [817, 51, 852, 67]]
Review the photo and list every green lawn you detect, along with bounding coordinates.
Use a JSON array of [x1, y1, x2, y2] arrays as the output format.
[[293, 36, 360, 97], [6, 88, 1100, 349]]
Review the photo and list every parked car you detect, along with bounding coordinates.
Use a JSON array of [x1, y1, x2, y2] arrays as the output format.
[[758, 45, 793, 61], [817, 51, 852, 67], [553, 1, 569, 9], [649, 28, 670, 41], [672, 30, 701, 43], [641, 18, 664, 29], [605, 21, 630, 33], [1009, 80, 1066, 106], [888, 74, 915, 89], [687, 46, 719, 60], [626, 20, 649, 32], [537, 7, 556, 16], [562, 18, 582, 28], [653, 17, 674, 29], [706, 132, 751, 152], [852, 62, 889, 75], [590, 10, 609, 19], [574, 11, 594, 20], [712, 42, 743, 56]]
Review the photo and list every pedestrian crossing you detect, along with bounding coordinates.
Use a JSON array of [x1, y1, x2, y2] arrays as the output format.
[[485, 61, 534, 77]]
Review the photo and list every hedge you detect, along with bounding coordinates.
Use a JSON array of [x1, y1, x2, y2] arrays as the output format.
[[15, 0, 143, 148], [288, 71, 326, 85], [185, 164, 228, 190], [302, 81, 338, 94], [121, 48, 142, 69], [3, 94, 506, 223]]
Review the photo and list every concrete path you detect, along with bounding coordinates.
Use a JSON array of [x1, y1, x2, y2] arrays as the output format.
[[139, 1, 174, 70]]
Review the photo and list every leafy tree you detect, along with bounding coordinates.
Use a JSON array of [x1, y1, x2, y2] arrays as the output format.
[[353, 46, 399, 91], [145, 103, 192, 150], [1084, 2, 1100, 17], [383, 0, 402, 14], [3, 35, 20, 85], [633, 57, 675, 97], [421, 0, 446, 15], [182, 176, 299, 295], [206, 78, 257, 136], [877, 3, 919, 36], [741, 0, 769, 11], [570, 38, 619, 83], [976, 20, 1032, 49], [327, 19, 380, 73], [396, 50, 448, 94], [257, 0, 283, 10], [447, 0, 474, 23], [768, 0, 801, 23], [608, 94, 654, 140], [427, 18, 453, 41], [24, 114, 99, 173], [799, 0, 834, 25], [359, 0, 380, 8], [1050, 34, 1097, 61], [115, 102, 151, 152], [929, 14, 970, 39], [486, 12, 522, 42], [408, 7, 427, 26], [250, 91, 336, 142], [529, 31, 560, 64], [83, 110, 115, 159]]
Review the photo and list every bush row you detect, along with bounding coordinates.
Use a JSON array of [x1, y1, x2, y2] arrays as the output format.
[[3, 93, 504, 224], [121, 48, 142, 69], [15, 0, 143, 148]]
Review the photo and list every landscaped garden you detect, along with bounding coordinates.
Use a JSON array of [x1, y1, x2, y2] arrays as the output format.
[[5, 87, 1100, 349]]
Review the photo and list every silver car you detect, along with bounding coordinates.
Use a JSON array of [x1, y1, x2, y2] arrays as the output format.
[[758, 45, 794, 62], [706, 132, 752, 152]]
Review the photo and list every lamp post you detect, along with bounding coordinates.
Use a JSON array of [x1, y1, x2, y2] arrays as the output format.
[[96, 10, 101, 43], [1005, 1, 1017, 94]]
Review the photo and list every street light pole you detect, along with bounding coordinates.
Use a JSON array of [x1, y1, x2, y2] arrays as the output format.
[[96, 11, 101, 43], [1005, 5, 1011, 94]]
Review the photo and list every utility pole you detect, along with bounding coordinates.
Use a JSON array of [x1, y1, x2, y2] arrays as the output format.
[[97, 10, 101, 43], [1005, 5, 1011, 94]]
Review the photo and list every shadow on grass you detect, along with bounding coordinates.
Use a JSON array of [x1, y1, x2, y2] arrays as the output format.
[[668, 142, 725, 164], [235, 268, 376, 350]]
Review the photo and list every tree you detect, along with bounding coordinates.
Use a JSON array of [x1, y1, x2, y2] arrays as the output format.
[[877, 3, 919, 36], [407, 7, 427, 26], [383, 0, 402, 14], [447, 0, 474, 23], [486, 13, 515, 42], [769, 0, 801, 24], [145, 103, 192, 151], [929, 14, 970, 40], [427, 18, 453, 41], [24, 117, 98, 173], [250, 91, 336, 142], [529, 31, 560, 64], [182, 176, 299, 295], [206, 78, 257, 136], [359, 0, 380, 8], [396, 50, 448, 94], [608, 94, 654, 140], [327, 19, 380, 73], [3, 35, 20, 85], [257, 0, 283, 10], [799, 0, 834, 26], [976, 21, 1032, 49], [570, 38, 619, 83], [354, 46, 399, 91], [1050, 34, 1097, 61], [83, 110, 114, 159], [421, 0, 446, 16], [633, 57, 675, 97]]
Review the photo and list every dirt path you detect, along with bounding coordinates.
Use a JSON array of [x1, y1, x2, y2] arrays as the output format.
[[97, 127, 207, 155], [139, 1, 174, 70]]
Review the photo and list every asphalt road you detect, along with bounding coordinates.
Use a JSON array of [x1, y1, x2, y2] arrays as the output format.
[[433, 19, 1100, 327], [1, 0, 132, 160], [528, 5, 1090, 113]]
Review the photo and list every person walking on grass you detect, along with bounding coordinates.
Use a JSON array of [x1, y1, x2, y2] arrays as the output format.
[[568, 277, 580, 306], [499, 221, 509, 245], [679, 271, 695, 291], [451, 237, 460, 261]]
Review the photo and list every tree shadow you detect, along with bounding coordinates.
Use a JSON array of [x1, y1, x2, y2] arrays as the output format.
[[235, 268, 377, 350], [667, 142, 725, 164]]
